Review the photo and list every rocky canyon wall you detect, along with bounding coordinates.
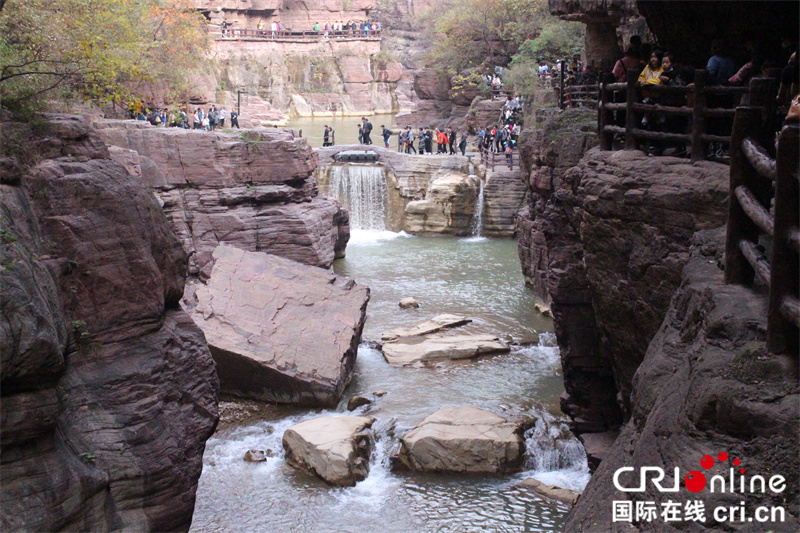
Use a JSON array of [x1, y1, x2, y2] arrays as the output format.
[[517, 121, 731, 466], [564, 228, 800, 532], [0, 114, 219, 531], [94, 120, 349, 278]]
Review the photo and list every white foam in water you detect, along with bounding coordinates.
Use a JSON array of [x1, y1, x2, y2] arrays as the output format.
[[348, 229, 413, 245], [519, 412, 591, 493], [462, 236, 488, 243]]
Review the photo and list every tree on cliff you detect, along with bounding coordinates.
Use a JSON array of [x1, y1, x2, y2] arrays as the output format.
[[0, 0, 209, 112], [426, 0, 581, 73]]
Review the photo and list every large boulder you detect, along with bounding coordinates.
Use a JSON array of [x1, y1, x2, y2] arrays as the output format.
[[189, 244, 369, 406], [382, 334, 509, 365], [403, 174, 478, 235], [392, 407, 524, 474], [283, 416, 375, 486]]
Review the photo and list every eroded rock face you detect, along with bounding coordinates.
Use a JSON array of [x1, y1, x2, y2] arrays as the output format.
[[189, 244, 369, 406], [97, 120, 348, 274], [403, 173, 478, 235], [0, 115, 219, 531], [392, 407, 524, 474], [517, 133, 730, 464], [564, 229, 800, 532], [283, 416, 375, 486]]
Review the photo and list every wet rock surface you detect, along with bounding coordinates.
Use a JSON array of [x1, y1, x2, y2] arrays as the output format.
[[0, 114, 218, 531], [188, 244, 369, 406], [283, 416, 375, 487], [392, 407, 524, 474]]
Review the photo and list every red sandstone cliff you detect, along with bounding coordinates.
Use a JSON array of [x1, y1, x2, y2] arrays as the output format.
[[0, 114, 219, 531]]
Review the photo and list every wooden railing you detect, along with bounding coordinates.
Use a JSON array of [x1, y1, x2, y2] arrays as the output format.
[[725, 106, 799, 357], [558, 84, 599, 109], [480, 146, 520, 171], [214, 27, 382, 41], [598, 69, 756, 162]]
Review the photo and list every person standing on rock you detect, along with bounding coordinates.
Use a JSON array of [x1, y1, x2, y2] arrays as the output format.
[[219, 108, 227, 128], [418, 127, 425, 154], [448, 128, 456, 154], [424, 128, 433, 154], [358, 123, 363, 144], [459, 132, 467, 156], [323, 125, 330, 147], [230, 109, 239, 129]]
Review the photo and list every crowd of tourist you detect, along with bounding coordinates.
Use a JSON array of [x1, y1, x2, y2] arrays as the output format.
[[606, 34, 799, 157], [221, 19, 382, 39], [128, 102, 240, 130]]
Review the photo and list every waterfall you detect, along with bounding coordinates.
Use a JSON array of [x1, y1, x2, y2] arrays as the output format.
[[328, 164, 388, 230], [522, 411, 590, 491], [471, 175, 484, 237]]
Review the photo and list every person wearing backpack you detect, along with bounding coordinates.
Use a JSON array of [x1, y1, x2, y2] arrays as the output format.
[[362, 118, 373, 145], [382, 125, 392, 148]]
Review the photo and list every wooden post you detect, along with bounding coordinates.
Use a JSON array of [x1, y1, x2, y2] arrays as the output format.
[[691, 69, 707, 162], [599, 82, 612, 150], [624, 69, 638, 150], [724, 107, 762, 285], [768, 125, 800, 357], [559, 61, 565, 110], [749, 76, 779, 145]]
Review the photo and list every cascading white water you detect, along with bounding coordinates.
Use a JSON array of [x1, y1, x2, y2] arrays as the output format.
[[471, 176, 485, 237], [523, 411, 590, 491], [328, 164, 388, 230]]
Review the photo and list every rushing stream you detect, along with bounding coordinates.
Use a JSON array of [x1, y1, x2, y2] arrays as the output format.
[[191, 232, 589, 532]]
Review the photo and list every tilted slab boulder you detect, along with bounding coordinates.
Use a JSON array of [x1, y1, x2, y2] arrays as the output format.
[[381, 314, 471, 341], [190, 244, 369, 406], [283, 416, 375, 487], [381, 334, 509, 365], [392, 407, 524, 474], [518, 478, 581, 505]]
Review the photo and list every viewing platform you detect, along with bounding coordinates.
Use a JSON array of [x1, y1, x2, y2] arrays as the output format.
[[211, 27, 382, 42]]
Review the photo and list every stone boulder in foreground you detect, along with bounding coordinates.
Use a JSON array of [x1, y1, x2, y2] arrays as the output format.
[[283, 416, 375, 486], [392, 407, 524, 474], [189, 244, 369, 406], [382, 334, 509, 365], [381, 314, 471, 341]]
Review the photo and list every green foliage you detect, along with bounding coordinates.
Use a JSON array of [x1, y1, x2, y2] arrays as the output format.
[[450, 70, 490, 100], [0, 0, 210, 112], [514, 20, 585, 64], [427, 0, 549, 73]]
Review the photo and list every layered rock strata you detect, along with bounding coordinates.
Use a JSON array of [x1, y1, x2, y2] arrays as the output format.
[[564, 228, 800, 532], [0, 114, 219, 531], [517, 136, 730, 464], [188, 244, 369, 406], [96, 120, 348, 276], [392, 407, 524, 474], [283, 416, 375, 487]]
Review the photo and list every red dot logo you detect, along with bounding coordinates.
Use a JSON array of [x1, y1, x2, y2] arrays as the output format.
[[740, 468, 746, 474], [685, 471, 707, 493], [701, 455, 714, 469], [733, 458, 741, 466], [718, 452, 728, 461]]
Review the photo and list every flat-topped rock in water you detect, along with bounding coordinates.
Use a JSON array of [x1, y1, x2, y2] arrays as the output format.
[[392, 407, 524, 474], [190, 244, 369, 406], [382, 334, 509, 365], [518, 478, 581, 505], [283, 416, 375, 487], [381, 314, 471, 341]]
